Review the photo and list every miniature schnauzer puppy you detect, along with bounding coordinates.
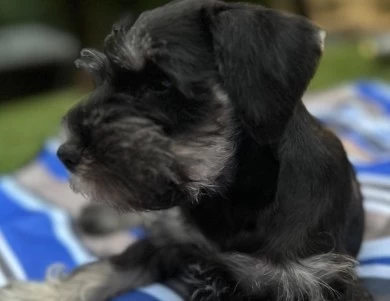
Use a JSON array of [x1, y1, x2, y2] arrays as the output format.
[[0, 0, 372, 300]]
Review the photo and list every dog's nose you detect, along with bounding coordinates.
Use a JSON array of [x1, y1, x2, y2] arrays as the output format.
[[57, 144, 81, 172]]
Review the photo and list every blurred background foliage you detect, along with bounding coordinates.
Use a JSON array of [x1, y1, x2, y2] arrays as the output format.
[[0, 0, 389, 172], [0, 0, 306, 47]]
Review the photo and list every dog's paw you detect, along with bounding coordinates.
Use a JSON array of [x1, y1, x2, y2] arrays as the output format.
[[0, 281, 61, 301], [0, 280, 102, 301], [75, 204, 144, 236], [76, 204, 122, 236], [184, 264, 231, 301]]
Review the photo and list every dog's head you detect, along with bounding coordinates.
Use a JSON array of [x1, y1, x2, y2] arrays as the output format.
[[58, 0, 325, 211]]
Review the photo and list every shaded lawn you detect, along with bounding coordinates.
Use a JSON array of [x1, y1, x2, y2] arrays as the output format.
[[310, 41, 390, 90], [0, 90, 82, 172], [0, 41, 389, 173]]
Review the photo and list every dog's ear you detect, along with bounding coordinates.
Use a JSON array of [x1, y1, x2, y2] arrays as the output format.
[[205, 2, 325, 143]]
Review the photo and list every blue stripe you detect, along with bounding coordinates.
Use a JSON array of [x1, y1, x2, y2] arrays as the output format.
[[0, 187, 76, 280], [0, 178, 95, 265], [356, 81, 390, 114], [355, 161, 390, 176], [129, 227, 147, 240], [114, 291, 160, 301], [360, 257, 390, 266]]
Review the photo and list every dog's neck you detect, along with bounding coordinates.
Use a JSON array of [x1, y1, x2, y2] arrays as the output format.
[[182, 130, 280, 251]]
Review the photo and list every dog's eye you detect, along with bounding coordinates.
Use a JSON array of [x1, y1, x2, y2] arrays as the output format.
[[150, 79, 172, 92]]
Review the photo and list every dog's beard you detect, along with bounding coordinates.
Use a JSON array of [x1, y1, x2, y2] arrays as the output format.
[[69, 175, 100, 205], [69, 173, 134, 211], [68, 161, 188, 212]]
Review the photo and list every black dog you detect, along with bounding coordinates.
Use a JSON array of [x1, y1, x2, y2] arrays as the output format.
[[0, 0, 371, 300]]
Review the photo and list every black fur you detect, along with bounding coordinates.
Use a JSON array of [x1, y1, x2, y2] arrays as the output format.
[[16, 0, 373, 300]]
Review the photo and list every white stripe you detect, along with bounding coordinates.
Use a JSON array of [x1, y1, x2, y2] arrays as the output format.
[[358, 174, 390, 187], [44, 138, 61, 154], [357, 264, 390, 280], [0, 270, 7, 287], [48, 210, 96, 264], [0, 231, 26, 280], [358, 237, 390, 261], [361, 187, 390, 203], [139, 284, 183, 301], [0, 177, 95, 265], [364, 200, 390, 214]]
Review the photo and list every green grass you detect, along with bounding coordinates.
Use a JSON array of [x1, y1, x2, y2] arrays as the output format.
[[310, 41, 390, 90], [0, 41, 389, 173], [0, 90, 82, 173]]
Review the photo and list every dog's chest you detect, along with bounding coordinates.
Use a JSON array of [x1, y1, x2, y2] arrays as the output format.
[[183, 200, 272, 253]]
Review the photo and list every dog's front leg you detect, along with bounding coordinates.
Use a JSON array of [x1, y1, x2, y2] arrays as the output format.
[[0, 259, 130, 301], [0, 238, 197, 301]]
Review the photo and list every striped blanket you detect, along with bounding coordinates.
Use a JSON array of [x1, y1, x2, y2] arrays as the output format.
[[0, 81, 389, 300]]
